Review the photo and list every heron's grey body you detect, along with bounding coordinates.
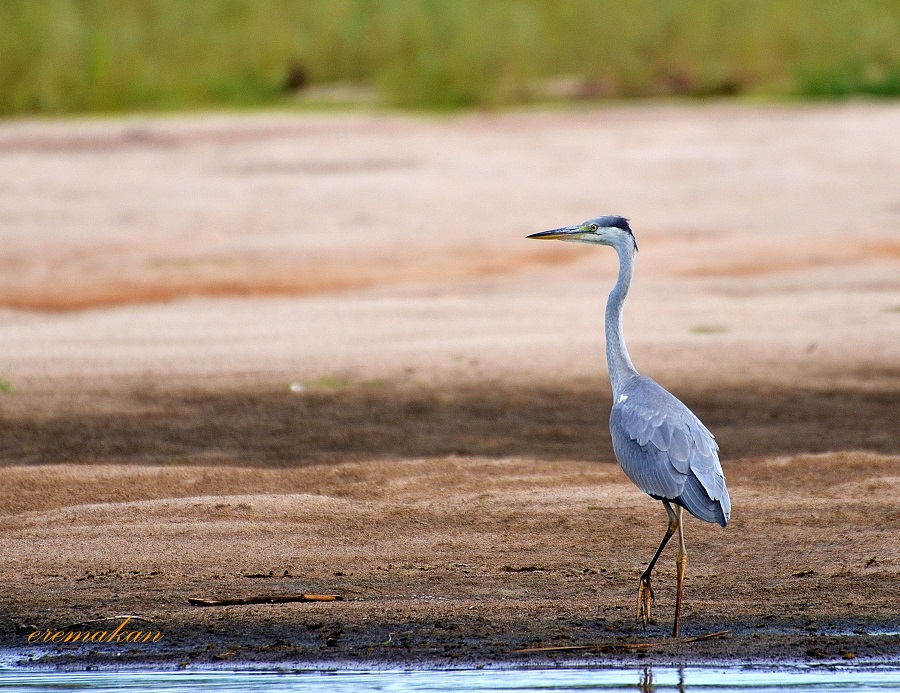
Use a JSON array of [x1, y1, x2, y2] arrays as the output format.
[[528, 214, 730, 635], [611, 374, 729, 527]]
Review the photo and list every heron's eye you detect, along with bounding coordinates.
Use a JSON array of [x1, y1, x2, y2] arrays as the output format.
[[590, 224, 599, 232]]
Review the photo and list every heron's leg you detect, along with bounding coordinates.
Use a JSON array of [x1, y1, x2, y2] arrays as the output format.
[[673, 505, 686, 637], [637, 501, 678, 627]]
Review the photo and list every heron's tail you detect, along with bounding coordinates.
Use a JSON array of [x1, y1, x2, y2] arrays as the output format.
[[677, 474, 730, 527]]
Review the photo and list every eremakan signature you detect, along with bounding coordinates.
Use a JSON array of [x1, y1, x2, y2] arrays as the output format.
[[27, 616, 162, 644]]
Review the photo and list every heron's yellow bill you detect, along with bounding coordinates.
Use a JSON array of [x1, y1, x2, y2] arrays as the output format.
[[526, 225, 582, 240]]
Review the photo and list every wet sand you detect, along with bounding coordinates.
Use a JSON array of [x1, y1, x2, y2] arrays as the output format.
[[0, 104, 898, 668]]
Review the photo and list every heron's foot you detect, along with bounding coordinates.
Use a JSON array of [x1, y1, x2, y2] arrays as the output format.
[[637, 575, 654, 627]]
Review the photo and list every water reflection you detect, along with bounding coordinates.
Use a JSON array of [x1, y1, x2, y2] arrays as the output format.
[[0, 664, 898, 691], [640, 665, 685, 693]]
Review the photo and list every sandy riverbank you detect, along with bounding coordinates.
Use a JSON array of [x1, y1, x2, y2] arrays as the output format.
[[0, 103, 898, 667]]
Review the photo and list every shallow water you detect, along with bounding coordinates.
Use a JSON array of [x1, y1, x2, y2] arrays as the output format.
[[1, 666, 900, 692]]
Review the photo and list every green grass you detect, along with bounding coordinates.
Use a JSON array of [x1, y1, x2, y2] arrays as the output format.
[[1, 0, 898, 115]]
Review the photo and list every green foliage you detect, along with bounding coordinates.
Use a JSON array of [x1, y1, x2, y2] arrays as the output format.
[[0, 0, 898, 115], [797, 66, 900, 98]]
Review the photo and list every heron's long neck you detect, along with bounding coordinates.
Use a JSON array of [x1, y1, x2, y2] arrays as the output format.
[[606, 241, 638, 397]]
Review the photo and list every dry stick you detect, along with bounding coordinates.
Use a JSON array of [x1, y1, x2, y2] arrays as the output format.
[[511, 630, 730, 653], [188, 594, 343, 607]]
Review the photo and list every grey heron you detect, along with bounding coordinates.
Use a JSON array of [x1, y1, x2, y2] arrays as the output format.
[[527, 215, 730, 637]]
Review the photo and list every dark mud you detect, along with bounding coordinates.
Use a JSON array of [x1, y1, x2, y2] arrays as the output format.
[[9, 614, 900, 670]]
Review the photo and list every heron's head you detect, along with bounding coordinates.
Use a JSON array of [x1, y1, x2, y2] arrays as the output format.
[[527, 215, 637, 251]]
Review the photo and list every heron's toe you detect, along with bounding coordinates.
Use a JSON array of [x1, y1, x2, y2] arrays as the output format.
[[637, 576, 654, 626]]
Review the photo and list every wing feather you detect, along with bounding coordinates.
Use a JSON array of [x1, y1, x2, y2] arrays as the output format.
[[669, 426, 691, 465], [650, 418, 673, 450]]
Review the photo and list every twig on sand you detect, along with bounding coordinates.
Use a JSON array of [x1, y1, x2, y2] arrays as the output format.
[[188, 593, 343, 607], [511, 630, 730, 654]]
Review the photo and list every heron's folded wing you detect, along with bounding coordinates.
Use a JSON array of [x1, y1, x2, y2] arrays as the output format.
[[611, 387, 730, 524], [610, 398, 728, 498], [609, 399, 688, 499]]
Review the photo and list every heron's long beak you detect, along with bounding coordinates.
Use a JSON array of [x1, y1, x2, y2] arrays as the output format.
[[526, 225, 582, 240]]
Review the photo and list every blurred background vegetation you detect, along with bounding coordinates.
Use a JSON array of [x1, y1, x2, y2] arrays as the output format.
[[1, 0, 898, 115]]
